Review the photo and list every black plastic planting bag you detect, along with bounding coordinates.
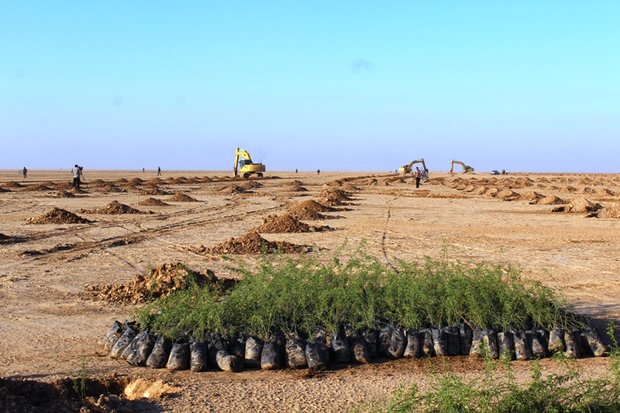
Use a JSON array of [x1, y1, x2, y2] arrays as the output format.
[[305, 340, 329, 370], [244, 336, 263, 367], [564, 330, 581, 359], [431, 328, 447, 357], [459, 323, 473, 356], [146, 335, 172, 368], [548, 327, 565, 353], [420, 329, 434, 357], [363, 329, 379, 358], [110, 324, 137, 359], [103, 320, 123, 351], [582, 327, 608, 357], [216, 350, 243, 372], [261, 335, 284, 370], [387, 328, 406, 359], [497, 331, 515, 361], [329, 331, 350, 363], [190, 337, 208, 372], [285, 337, 307, 368], [228, 336, 246, 359], [444, 326, 460, 356], [528, 330, 547, 359], [124, 330, 156, 366], [205, 333, 225, 366], [483, 329, 499, 359], [404, 330, 421, 358], [350, 335, 370, 363], [469, 328, 483, 357], [166, 337, 190, 371], [378, 325, 392, 357], [513, 330, 532, 361]]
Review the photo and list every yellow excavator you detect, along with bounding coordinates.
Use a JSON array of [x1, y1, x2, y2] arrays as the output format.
[[450, 160, 474, 174], [398, 158, 429, 180], [234, 147, 266, 178]]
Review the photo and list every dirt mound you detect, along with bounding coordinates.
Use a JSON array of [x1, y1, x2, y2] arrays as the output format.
[[55, 190, 76, 198], [85, 263, 217, 304], [256, 214, 311, 233], [495, 189, 520, 200], [173, 176, 189, 183], [484, 187, 500, 197], [206, 230, 310, 254], [472, 186, 487, 195], [127, 177, 144, 186], [342, 183, 360, 191], [0, 186, 9, 192], [535, 195, 567, 205], [519, 191, 544, 202], [218, 185, 247, 194], [24, 184, 52, 191], [241, 181, 263, 190], [287, 181, 308, 192], [82, 201, 145, 215], [200, 176, 213, 183], [597, 188, 616, 197], [553, 197, 602, 214], [94, 184, 126, 193], [2, 181, 23, 188], [597, 206, 620, 218], [138, 197, 171, 206], [288, 200, 337, 220], [27, 208, 92, 224], [166, 192, 199, 202], [581, 187, 596, 195], [91, 179, 106, 185], [114, 178, 128, 184], [140, 186, 171, 196]]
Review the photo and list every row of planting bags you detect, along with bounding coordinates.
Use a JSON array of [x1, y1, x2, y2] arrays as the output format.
[[104, 321, 608, 373]]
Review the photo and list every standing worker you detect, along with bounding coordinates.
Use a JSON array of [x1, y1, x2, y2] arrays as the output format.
[[157, 166, 162, 176], [22, 167, 28, 179], [414, 167, 422, 189], [71, 164, 81, 189]]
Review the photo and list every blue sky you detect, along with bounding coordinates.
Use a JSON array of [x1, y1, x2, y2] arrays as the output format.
[[1, 1, 619, 172]]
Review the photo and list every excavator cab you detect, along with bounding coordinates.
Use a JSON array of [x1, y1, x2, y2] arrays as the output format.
[[398, 158, 429, 181], [234, 147, 266, 179]]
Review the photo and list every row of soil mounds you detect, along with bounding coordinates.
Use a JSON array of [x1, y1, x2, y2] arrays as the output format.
[[0, 375, 162, 413], [105, 321, 609, 374], [447, 181, 620, 218], [85, 263, 224, 305], [201, 230, 312, 254], [0, 233, 26, 244]]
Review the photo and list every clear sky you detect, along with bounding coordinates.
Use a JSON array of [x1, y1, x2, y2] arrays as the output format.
[[1, 1, 619, 172]]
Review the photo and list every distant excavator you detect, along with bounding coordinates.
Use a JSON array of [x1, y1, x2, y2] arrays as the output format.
[[450, 160, 474, 174], [398, 158, 429, 180], [234, 147, 266, 179]]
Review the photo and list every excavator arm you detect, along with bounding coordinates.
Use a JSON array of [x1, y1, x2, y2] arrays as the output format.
[[450, 160, 474, 174], [399, 158, 427, 174]]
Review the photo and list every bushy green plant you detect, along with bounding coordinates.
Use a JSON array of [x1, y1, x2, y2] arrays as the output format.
[[134, 253, 578, 341]]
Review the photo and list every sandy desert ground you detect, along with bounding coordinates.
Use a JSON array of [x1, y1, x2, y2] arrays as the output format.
[[1, 169, 619, 412]]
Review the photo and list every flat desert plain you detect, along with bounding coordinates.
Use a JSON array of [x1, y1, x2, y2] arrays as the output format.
[[1, 170, 619, 412]]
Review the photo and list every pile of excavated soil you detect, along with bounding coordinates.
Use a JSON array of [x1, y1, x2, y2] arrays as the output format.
[[138, 197, 171, 207], [24, 184, 52, 191], [553, 197, 602, 214], [519, 191, 544, 202], [200, 176, 213, 183], [597, 188, 616, 196], [55, 190, 76, 198], [0, 187, 10, 193], [206, 230, 309, 254], [242, 180, 263, 189], [289, 200, 336, 220], [597, 206, 620, 218], [140, 186, 171, 196], [94, 184, 126, 193], [495, 189, 520, 200], [173, 177, 189, 183], [535, 195, 567, 205], [166, 192, 199, 202], [82, 201, 145, 215], [85, 262, 217, 304], [256, 214, 332, 233], [255, 214, 311, 233], [218, 185, 247, 194], [3, 181, 24, 188], [114, 178, 128, 184], [127, 178, 144, 186], [26, 208, 92, 224]]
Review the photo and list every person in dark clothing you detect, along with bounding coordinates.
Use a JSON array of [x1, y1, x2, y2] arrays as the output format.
[[22, 167, 28, 178], [414, 167, 422, 189], [157, 166, 162, 176], [71, 164, 81, 189]]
